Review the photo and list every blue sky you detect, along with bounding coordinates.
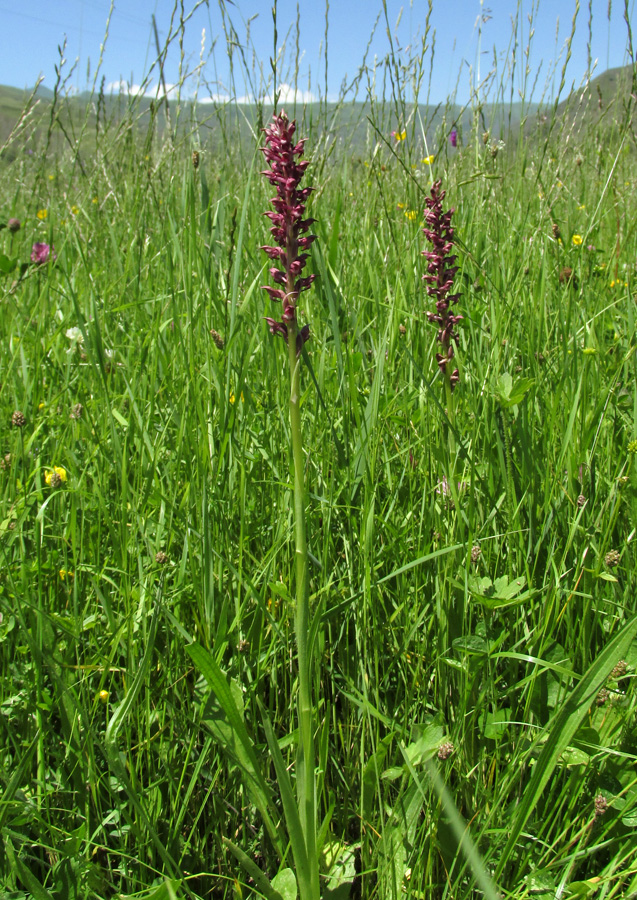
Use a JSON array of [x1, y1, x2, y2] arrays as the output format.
[[0, 1, 635, 105]]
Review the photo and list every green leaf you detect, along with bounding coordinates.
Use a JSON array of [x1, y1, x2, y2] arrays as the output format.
[[118, 881, 183, 900], [322, 840, 358, 900], [259, 704, 312, 896], [479, 709, 511, 740], [105, 604, 159, 759], [496, 614, 637, 878], [566, 877, 602, 897], [361, 733, 394, 822], [223, 839, 285, 900], [186, 643, 282, 855], [5, 841, 54, 900], [272, 868, 298, 900], [495, 372, 534, 408], [0, 252, 17, 274], [403, 725, 445, 766]]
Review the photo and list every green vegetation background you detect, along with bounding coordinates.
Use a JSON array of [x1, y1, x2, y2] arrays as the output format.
[[1, 17, 637, 900]]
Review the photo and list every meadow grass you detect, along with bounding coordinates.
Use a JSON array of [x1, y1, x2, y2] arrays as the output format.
[[1, 3, 637, 898]]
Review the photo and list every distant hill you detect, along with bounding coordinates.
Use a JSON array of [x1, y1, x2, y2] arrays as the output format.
[[0, 62, 634, 161]]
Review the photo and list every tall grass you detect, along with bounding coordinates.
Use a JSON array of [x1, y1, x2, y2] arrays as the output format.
[[1, 1, 637, 898]]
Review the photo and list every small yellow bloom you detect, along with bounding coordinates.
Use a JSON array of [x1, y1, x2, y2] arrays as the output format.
[[45, 465, 67, 485], [48, 175, 54, 181], [92, 197, 99, 204], [38, 401, 45, 411], [59, 569, 74, 581], [405, 210, 417, 222], [577, 204, 585, 210], [71, 205, 79, 216], [98, 690, 109, 704], [229, 393, 235, 404], [422, 155, 435, 165], [572, 234, 583, 246], [36, 209, 48, 220], [396, 202, 406, 209], [393, 129, 407, 141]]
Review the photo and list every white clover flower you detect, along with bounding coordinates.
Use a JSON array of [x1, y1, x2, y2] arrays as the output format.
[[65, 327, 84, 353]]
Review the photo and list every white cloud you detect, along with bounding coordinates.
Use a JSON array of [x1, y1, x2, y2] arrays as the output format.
[[105, 81, 181, 99], [195, 83, 317, 105], [196, 93, 231, 104], [106, 80, 146, 96], [276, 83, 317, 104]]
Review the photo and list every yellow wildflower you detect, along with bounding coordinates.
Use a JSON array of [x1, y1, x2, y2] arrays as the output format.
[[71, 205, 79, 216], [45, 465, 67, 485], [396, 202, 406, 209], [393, 129, 407, 141], [92, 197, 99, 204], [38, 401, 45, 411], [48, 175, 54, 181], [405, 210, 417, 222], [59, 569, 74, 581], [98, 690, 109, 704], [572, 234, 583, 246], [577, 204, 585, 210], [422, 155, 435, 165], [36, 209, 48, 220]]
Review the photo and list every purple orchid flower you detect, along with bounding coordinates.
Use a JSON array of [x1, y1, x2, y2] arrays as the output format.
[[261, 111, 316, 355], [423, 180, 462, 390]]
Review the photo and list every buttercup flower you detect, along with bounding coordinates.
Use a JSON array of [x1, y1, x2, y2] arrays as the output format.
[[572, 234, 583, 246], [261, 111, 315, 355], [36, 208, 48, 220], [422, 155, 435, 165], [392, 129, 407, 141], [31, 242, 56, 265], [45, 465, 67, 487]]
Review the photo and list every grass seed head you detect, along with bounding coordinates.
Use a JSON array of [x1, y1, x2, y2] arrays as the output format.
[[604, 549, 620, 568]]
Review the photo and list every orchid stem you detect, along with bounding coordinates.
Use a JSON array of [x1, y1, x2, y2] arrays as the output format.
[[287, 322, 319, 900]]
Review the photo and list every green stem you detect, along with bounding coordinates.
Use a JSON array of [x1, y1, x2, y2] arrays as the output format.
[[286, 320, 319, 900], [444, 367, 456, 459]]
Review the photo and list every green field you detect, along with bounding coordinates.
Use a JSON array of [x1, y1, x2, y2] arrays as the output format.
[[1, 7, 637, 900]]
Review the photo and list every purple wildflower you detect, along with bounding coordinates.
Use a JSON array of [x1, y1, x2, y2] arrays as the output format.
[[449, 128, 458, 148], [423, 180, 462, 390], [261, 110, 315, 355], [31, 242, 56, 265]]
